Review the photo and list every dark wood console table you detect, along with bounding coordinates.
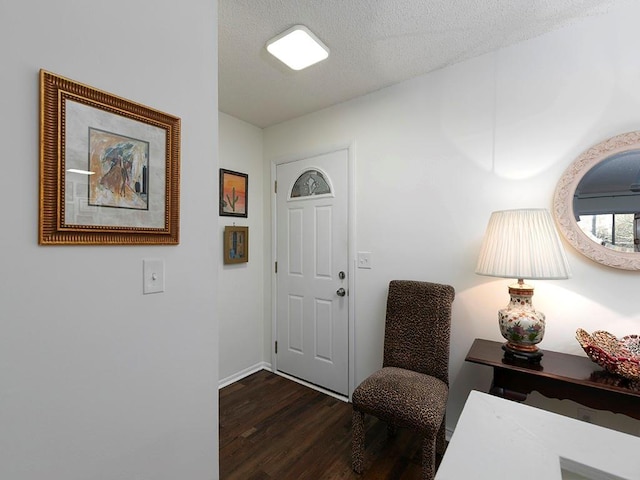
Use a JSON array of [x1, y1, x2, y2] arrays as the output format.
[[465, 338, 640, 420]]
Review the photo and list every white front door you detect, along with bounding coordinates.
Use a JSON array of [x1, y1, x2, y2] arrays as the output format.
[[275, 149, 349, 395]]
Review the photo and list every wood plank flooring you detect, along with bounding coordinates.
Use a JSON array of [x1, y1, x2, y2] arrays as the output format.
[[219, 370, 442, 479]]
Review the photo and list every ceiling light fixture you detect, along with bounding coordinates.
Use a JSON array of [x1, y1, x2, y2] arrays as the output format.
[[266, 25, 329, 71]]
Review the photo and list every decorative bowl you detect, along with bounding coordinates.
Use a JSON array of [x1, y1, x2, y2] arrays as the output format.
[[575, 329, 640, 381]]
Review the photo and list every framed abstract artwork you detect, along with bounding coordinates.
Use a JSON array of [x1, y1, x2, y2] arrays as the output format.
[[223, 225, 248, 264], [39, 70, 181, 245], [219, 168, 248, 218]]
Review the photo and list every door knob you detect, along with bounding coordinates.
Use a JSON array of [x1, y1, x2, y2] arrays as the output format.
[[336, 288, 346, 297]]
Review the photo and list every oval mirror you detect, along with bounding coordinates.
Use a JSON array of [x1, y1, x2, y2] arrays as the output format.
[[553, 131, 640, 270]]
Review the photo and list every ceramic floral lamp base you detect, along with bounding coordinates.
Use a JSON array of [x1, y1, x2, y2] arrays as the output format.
[[498, 282, 545, 364]]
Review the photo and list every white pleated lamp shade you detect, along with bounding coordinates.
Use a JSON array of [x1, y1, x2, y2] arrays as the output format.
[[476, 209, 571, 280]]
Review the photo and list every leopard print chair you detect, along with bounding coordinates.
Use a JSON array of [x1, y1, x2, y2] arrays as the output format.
[[351, 280, 455, 480]]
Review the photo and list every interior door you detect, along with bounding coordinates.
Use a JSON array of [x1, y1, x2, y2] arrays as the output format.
[[275, 149, 349, 395]]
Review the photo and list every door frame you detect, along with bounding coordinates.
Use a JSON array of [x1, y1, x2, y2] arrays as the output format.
[[270, 142, 356, 399]]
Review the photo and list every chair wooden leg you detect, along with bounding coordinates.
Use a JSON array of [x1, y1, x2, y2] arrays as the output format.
[[352, 408, 365, 473], [421, 434, 437, 480], [436, 415, 447, 456]]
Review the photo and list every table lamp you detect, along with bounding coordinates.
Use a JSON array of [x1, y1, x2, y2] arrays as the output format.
[[475, 209, 571, 363]]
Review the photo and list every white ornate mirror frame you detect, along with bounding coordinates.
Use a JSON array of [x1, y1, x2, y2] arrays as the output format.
[[553, 130, 640, 271]]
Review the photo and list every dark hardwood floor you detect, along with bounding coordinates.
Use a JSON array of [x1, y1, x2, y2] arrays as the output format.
[[219, 370, 440, 479]]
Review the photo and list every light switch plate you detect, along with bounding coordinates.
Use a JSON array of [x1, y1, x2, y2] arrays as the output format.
[[143, 259, 165, 294], [357, 251, 372, 269]]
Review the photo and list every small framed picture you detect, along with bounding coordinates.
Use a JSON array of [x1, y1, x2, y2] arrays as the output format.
[[219, 169, 248, 217], [223, 225, 248, 264]]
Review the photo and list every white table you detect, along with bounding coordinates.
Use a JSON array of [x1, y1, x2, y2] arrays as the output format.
[[436, 390, 640, 480]]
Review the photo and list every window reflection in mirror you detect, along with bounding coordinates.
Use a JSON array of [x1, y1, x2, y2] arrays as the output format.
[[576, 213, 639, 252], [573, 149, 640, 253]]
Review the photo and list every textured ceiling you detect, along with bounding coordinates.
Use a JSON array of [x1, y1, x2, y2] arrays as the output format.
[[219, 0, 623, 128]]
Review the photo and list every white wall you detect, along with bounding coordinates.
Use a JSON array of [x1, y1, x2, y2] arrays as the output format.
[[0, 1, 220, 479], [218, 113, 266, 384], [262, 2, 640, 435]]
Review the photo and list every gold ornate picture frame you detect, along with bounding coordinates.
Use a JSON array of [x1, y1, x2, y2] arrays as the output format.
[[39, 70, 181, 245]]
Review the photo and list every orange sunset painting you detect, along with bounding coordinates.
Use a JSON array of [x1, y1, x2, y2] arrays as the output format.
[[220, 169, 248, 217]]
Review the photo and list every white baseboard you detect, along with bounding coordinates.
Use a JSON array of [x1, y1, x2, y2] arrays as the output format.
[[273, 370, 349, 403], [218, 362, 272, 389], [446, 426, 454, 441]]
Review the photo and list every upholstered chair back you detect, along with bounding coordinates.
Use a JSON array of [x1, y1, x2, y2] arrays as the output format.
[[382, 280, 455, 385]]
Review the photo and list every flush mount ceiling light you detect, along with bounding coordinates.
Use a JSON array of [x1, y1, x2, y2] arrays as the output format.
[[266, 25, 329, 71]]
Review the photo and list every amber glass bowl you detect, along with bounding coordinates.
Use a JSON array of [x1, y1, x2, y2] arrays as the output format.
[[576, 329, 640, 381]]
